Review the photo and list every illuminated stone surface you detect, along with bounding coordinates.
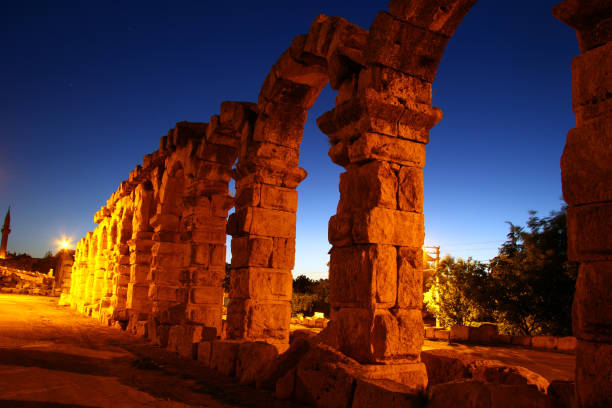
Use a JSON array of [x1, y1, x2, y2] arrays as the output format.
[[554, 1, 612, 406], [58, 0, 611, 405]]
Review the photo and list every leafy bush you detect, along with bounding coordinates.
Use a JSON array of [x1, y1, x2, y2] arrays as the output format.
[[292, 275, 329, 316], [488, 208, 577, 336], [424, 256, 489, 327], [424, 207, 577, 336]]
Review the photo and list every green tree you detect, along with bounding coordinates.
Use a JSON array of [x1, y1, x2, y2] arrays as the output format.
[[291, 276, 330, 316], [488, 208, 577, 336], [223, 263, 230, 292], [293, 274, 315, 294], [423, 256, 489, 328]]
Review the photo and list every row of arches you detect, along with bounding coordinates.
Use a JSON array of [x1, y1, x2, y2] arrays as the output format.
[[62, 0, 610, 405]]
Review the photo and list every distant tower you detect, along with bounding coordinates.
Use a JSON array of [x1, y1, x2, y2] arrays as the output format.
[[0, 207, 11, 259]]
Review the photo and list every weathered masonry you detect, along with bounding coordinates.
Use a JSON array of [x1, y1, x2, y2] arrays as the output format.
[[61, 0, 611, 406]]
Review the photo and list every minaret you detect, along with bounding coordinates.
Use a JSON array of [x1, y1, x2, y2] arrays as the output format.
[[0, 207, 11, 259]]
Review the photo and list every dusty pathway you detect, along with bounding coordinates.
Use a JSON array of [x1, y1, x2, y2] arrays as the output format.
[[0, 294, 575, 407], [0, 294, 303, 408], [423, 339, 575, 382]]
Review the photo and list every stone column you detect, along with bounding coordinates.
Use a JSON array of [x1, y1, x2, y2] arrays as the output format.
[[83, 230, 99, 313], [65, 238, 86, 307], [109, 197, 133, 322], [127, 180, 155, 323], [225, 15, 378, 350], [317, 1, 474, 389], [91, 216, 110, 320], [320, 73, 433, 387], [227, 165, 304, 347], [149, 159, 188, 322], [185, 110, 246, 333], [554, 2, 612, 406], [99, 216, 118, 323], [56, 249, 74, 302], [72, 233, 91, 311], [226, 41, 323, 347]]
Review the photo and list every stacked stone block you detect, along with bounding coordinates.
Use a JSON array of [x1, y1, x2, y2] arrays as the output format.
[[309, 1, 472, 389], [183, 104, 253, 331], [101, 197, 133, 323], [55, 250, 74, 301], [66, 105, 252, 340], [70, 233, 90, 311], [554, 1, 612, 406], [226, 15, 366, 349], [127, 181, 155, 322], [60, 1, 612, 400]]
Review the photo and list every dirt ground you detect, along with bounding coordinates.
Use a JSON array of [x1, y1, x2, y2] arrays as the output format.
[[0, 294, 575, 407], [423, 339, 575, 382], [0, 294, 304, 408]]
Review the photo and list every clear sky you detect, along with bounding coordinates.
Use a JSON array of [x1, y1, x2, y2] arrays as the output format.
[[0, 1, 577, 278]]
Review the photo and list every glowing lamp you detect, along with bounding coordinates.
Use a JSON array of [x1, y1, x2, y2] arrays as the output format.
[[57, 237, 72, 251]]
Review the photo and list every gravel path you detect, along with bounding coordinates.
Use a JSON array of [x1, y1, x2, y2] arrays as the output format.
[[0, 294, 303, 408]]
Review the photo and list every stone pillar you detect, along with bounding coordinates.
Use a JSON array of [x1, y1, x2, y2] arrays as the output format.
[[227, 166, 304, 347], [83, 231, 98, 313], [225, 14, 383, 351], [149, 159, 188, 322], [317, 1, 474, 389], [225, 26, 332, 347], [320, 72, 433, 387], [127, 181, 155, 321], [56, 249, 74, 301], [64, 238, 85, 306], [185, 109, 247, 333], [554, 1, 612, 406], [108, 197, 133, 322], [99, 217, 118, 322], [91, 216, 110, 319], [71, 233, 91, 311]]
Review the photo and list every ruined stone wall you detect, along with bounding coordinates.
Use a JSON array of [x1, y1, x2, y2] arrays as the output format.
[[62, 0, 611, 404], [67, 111, 252, 332], [63, 4, 473, 386], [554, 1, 612, 406]]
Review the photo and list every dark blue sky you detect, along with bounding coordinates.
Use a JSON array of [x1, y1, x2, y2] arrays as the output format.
[[0, 1, 577, 276]]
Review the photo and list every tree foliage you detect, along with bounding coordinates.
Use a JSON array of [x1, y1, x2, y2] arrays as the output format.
[[423, 256, 489, 328], [292, 275, 329, 316], [488, 208, 577, 336], [293, 274, 316, 294], [424, 207, 577, 336]]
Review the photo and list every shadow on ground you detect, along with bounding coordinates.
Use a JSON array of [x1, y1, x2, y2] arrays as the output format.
[[0, 344, 303, 408], [0, 348, 111, 377], [0, 401, 99, 408]]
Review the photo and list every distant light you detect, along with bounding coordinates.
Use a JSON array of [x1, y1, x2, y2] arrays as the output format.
[[56, 237, 72, 251]]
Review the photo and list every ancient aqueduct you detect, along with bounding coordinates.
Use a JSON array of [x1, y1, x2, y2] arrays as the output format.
[[59, 0, 611, 406]]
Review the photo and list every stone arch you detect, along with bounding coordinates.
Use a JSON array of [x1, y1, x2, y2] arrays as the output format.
[[226, 14, 371, 350], [59, 1, 611, 402], [143, 118, 250, 341], [225, 2, 473, 364]]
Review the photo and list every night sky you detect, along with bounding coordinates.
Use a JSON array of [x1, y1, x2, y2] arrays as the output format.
[[1, 1, 578, 278]]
